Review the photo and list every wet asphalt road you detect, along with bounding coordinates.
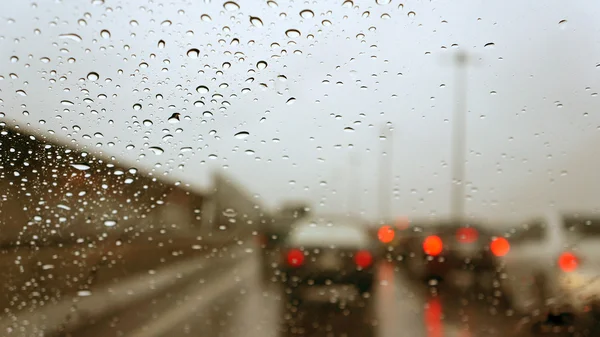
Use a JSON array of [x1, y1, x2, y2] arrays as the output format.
[[68, 249, 599, 337]]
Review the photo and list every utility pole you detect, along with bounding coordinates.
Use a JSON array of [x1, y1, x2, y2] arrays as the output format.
[[450, 51, 469, 221], [347, 151, 360, 215], [378, 124, 393, 223]]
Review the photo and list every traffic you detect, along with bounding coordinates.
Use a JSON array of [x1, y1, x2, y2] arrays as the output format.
[[255, 211, 600, 335]]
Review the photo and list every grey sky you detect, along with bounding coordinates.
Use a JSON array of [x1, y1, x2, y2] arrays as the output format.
[[2, 0, 600, 222]]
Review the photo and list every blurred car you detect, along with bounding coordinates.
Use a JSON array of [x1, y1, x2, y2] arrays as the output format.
[[279, 216, 377, 304], [402, 220, 498, 288], [496, 211, 600, 329]]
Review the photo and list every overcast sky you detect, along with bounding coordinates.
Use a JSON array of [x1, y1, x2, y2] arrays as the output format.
[[2, 0, 600, 222]]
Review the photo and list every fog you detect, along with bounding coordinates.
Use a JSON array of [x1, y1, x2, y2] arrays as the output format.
[[2, 0, 600, 222]]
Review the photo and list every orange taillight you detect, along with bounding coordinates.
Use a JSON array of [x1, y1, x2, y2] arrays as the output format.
[[423, 235, 443, 256], [378, 225, 395, 243], [558, 252, 579, 272], [490, 237, 510, 257]]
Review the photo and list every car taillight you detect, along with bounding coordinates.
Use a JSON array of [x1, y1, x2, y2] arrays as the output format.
[[558, 252, 579, 272], [354, 250, 373, 268], [456, 227, 478, 243], [286, 249, 304, 267], [490, 237, 510, 257], [378, 225, 395, 243], [423, 235, 443, 256]]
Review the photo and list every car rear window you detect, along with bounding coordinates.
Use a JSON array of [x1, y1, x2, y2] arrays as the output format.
[[288, 224, 370, 248], [563, 215, 600, 236]]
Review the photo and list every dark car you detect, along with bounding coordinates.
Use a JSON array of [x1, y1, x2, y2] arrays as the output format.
[[402, 220, 498, 288], [279, 216, 377, 304]]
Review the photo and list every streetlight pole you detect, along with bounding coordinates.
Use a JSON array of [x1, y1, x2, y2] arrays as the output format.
[[450, 51, 469, 221], [379, 124, 393, 223]]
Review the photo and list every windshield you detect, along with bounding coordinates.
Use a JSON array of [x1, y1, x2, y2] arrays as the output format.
[[3, 1, 600, 336]]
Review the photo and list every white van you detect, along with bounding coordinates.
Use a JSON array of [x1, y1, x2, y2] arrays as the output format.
[[497, 211, 600, 327]]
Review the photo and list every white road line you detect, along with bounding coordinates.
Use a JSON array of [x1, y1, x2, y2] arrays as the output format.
[[0, 242, 252, 337], [126, 258, 256, 337]]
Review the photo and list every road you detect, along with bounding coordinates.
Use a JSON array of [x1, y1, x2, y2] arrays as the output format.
[[66, 250, 565, 337]]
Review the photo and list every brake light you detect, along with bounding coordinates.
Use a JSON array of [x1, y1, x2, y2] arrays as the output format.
[[378, 225, 395, 243], [490, 237, 510, 257], [423, 235, 443, 256], [286, 249, 304, 267], [558, 252, 579, 272], [456, 227, 478, 243], [354, 250, 373, 268]]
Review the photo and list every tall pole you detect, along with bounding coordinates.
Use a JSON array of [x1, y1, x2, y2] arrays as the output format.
[[348, 151, 360, 215], [379, 124, 393, 223], [450, 51, 468, 221]]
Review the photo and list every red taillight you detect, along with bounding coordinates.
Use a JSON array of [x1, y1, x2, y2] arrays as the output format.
[[490, 237, 510, 257], [423, 235, 443, 256], [354, 250, 373, 268], [286, 249, 304, 267], [558, 252, 579, 272], [456, 227, 478, 243]]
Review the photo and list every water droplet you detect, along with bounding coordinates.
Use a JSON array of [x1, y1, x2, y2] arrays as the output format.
[[267, 0, 278, 8], [250, 16, 263, 27], [59, 33, 82, 42], [376, 0, 391, 4], [143, 119, 153, 126], [71, 163, 91, 170], [103, 220, 117, 227], [344, 127, 355, 132], [286, 97, 296, 105], [203, 111, 213, 117], [201, 14, 212, 22], [362, 11, 370, 18], [77, 290, 92, 297], [256, 61, 268, 70], [300, 9, 314, 19], [484, 42, 495, 49], [91, 0, 104, 5], [196, 85, 209, 94], [559, 19, 567, 27], [168, 113, 180, 123], [224, 1, 240, 10], [149, 146, 164, 155], [234, 131, 250, 139], [277, 74, 287, 81], [78, 19, 87, 26], [285, 29, 301, 38], [187, 48, 200, 58], [158, 39, 166, 49], [342, 0, 353, 8], [133, 103, 142, 110], [222, 62, 231, 69], [322, 20, 332, 26], [129, 20, 139, 27], [407, 11, 416, 18], [16, 90, 27, 96], [194, 101, 205, 107], [87, 72, 99, 81], [61, 100, 74, 106], [161, 20, 172, 26], [100, 29, 111, 39], [381, 13, 391, 19], [10, 56, 19, 63]]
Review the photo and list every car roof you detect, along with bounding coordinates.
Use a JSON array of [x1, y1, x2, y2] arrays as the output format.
[[287, 218, 370, 248]]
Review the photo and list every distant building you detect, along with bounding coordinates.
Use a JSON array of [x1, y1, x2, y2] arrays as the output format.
[[0, 124, 264, 246]]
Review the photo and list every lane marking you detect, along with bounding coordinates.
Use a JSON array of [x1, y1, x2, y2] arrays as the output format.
[[0, 242, 252, 336], [127, 258, 256, 337]]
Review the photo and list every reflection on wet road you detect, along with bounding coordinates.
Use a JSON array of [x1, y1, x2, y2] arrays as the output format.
[[72, 251, 535, 337]]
